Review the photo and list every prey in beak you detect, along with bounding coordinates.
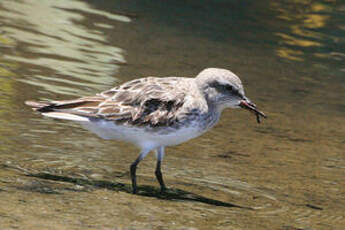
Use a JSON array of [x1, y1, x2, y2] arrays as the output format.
[[239, 100, 267, 123]]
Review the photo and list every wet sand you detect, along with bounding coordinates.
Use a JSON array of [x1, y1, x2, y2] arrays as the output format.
[[0, 0, 344, 229]]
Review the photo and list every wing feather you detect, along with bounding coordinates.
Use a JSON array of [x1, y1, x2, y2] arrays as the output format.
[[26, 77, 191, 127], [98, 77, 186, 126]]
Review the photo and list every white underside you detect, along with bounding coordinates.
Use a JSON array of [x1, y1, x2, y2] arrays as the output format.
[[42, 112, 205, 151]]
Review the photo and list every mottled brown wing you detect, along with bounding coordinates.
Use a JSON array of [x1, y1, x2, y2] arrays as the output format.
[[97, 77, 186, 126], [26, 77, 187, 127]]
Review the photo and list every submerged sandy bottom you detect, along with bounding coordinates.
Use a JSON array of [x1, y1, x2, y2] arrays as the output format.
[[0, 0, 344, 229]]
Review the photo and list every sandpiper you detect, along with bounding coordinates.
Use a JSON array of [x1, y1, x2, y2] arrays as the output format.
[[26, 68, 266, 194]]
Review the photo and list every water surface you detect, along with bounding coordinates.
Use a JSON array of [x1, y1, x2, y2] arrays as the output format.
[[0, 0, 344, 229]]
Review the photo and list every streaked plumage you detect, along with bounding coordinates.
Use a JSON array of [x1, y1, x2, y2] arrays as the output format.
[[26, 68, 266, 194]]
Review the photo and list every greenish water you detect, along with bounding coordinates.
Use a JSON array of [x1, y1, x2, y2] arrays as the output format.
[[0, 0, 344, 229]]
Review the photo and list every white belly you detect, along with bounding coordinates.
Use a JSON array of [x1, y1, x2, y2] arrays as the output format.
[[79, 120, 205, 150]]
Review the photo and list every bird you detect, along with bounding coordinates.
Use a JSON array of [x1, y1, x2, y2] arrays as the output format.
[[25, 68, 266, 194]]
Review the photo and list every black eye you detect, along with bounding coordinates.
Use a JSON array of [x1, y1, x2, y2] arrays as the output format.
[[211, 81, 235, 93], [217, 84, 233, 92], [225, 85, 233, 91]]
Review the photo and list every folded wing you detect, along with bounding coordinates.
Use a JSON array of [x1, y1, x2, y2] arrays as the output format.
[[26, 77, 187, 127]]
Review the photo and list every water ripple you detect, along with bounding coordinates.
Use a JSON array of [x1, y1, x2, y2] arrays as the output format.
[[0, 0, 130, 96]]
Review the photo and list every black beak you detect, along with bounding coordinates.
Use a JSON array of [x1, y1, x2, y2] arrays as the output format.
[[239, 99, 267, 123]]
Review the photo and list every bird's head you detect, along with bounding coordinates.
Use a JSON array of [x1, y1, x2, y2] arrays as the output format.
[[196, 68, 266, 123]]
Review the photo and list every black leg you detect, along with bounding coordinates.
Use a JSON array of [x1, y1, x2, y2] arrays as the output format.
[[155, 160, 166, 192], [130, 158, 140, 194], [130, 150, 150, 194]]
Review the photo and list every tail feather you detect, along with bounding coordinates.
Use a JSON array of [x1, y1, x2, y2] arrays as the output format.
[[25, 98, 102, 112], [25, 100, 53, 111], [25, 100, 92, 121], [41, 112, 90, 121], [25, 98, 101, 120]]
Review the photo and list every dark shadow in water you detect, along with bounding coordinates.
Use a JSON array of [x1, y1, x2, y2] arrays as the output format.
[[26, 172, 252, 209]]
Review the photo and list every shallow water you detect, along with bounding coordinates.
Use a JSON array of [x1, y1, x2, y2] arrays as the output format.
[[0, 0, 344, 229]]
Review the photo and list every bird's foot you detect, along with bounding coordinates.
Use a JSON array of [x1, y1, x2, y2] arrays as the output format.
[[160, 186, 167, 194], [132, 186, 137, 194]]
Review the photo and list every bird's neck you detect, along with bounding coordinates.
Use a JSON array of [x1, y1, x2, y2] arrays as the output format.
[[193, 80, 224, 129], [196, 100, 221, 131]]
